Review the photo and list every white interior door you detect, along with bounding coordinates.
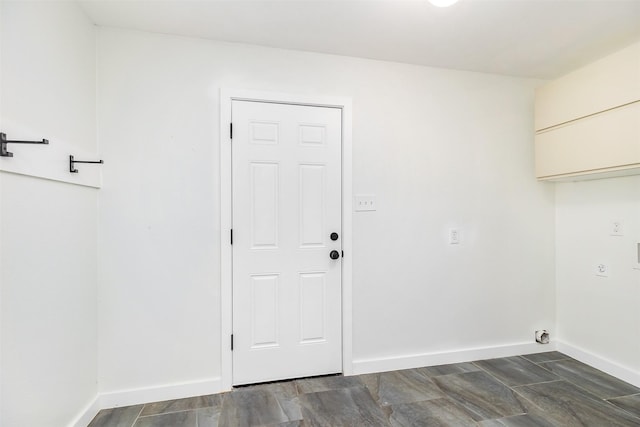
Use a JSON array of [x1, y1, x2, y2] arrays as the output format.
[[231, 100, 342, 386]]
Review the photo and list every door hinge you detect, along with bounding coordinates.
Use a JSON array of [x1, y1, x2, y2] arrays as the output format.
[[230, 229, 233, 245], [231, 334, 234, 351], [230, 123, 233, 139], [342, 250, 344, 258]]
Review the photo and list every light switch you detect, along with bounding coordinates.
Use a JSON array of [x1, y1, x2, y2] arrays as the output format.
[[355, 194, 376, 212]]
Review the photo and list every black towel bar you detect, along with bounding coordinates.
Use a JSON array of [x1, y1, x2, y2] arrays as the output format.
[[0, 132, 49, 157], [70, 155, 104, 173]]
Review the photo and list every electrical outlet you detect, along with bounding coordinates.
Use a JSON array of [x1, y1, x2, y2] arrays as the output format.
[[449, 228, 460, 244], [596, 263, 609, 277], [535, 330, 549, 344], [354, 194, 376, 212], [610, 221, 624, 236]]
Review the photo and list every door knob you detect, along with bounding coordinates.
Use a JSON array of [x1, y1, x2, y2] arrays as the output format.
[[330, 232, 339, 241], [329, 250, 340, 260]]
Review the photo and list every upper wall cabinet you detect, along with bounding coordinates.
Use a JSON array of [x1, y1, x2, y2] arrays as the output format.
[[534, 42, 640, 181]]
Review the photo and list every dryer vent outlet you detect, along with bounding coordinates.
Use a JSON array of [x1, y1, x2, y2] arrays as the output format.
[[535, 330, 550, 344]]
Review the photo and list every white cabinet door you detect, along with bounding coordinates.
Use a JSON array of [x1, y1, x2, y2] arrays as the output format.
[[535, 101, 640, 179], [535, 41, 640, 131], [232, 100, 342, 385]]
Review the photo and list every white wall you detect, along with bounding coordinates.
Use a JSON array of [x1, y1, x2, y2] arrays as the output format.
[[0, 2, 99, 426], [556, 176, 640, 384], [0, 1, 4, 420], [97, 28, 556, 398]]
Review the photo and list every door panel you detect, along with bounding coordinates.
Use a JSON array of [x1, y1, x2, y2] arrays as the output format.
[[232, 100, 342, 385], [250, 162, 279, 248], [299, 272, 327, 343], [250, 274, 279, 348], [299, 164, 325, 247]]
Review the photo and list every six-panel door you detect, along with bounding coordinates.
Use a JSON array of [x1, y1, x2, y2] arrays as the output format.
[[231, 100, 342, 385]]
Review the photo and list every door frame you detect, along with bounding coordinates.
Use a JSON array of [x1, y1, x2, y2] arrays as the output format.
[[219, 89, 353, 390]]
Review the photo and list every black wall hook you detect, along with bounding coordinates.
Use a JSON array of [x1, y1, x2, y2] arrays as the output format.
[[1, 132, 49, 157], [70, 155, 104, 173]]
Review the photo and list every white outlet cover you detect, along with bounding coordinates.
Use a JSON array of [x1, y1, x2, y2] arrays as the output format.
[[449, 228, 460, 244], [610, 221, 624, 236], [595, 263, 609, 277], [354, 194, 376, 212]]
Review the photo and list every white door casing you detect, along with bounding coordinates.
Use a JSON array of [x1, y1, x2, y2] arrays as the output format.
[[231, 100, 342, 385]]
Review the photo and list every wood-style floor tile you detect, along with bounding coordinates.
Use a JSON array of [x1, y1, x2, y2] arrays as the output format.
[[239, 381, 298, 398], [474, 356, 559, 387], [478, 412, 556, 427], [295, 374, 363, 394], [237, 381, 302, 421], [388, 397, 478, 427], [140, 394, 222, 416], [420, 362, 481, 377], [133, 411, 197, 427], [274, 421, 307, 427], [521, 351, 570, 364], [196, 406, 221, 427], [607, 393, 640, 419], [88, 405, 143, 427], [298, 386, 390, 427], [432, 370, 528, 421], [218, 387, 301, 427], [514, 380, 640, 427], [540, 359, 640, 399], [361, 368, 443, 406]]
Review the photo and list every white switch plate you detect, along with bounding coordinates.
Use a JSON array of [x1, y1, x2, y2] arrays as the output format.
[[610, 220, 624, 236], [355, 194, 376, 212], [595, 263, 609, 277], [449, 228, 460, 244]]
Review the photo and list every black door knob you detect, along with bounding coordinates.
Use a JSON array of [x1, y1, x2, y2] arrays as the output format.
[[329, 250, 340, 260], [330, 232, 339, 241]]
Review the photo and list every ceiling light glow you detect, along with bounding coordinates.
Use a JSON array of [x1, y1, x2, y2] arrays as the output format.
[[428, 0, 459, 7]]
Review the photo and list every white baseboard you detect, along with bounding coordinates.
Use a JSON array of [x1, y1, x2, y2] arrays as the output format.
[[99, 377, 224, 409], [70, 377, 223, 427], [69, 396, 101, 427], [556, 341, 640, 388], [351, 341, 557, 375]]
